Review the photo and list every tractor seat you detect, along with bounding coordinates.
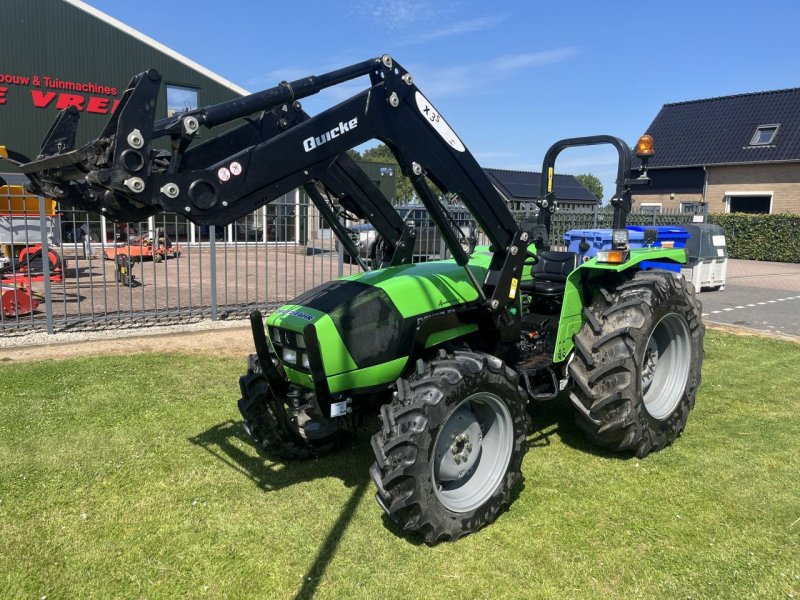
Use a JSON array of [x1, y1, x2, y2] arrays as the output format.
[[520, 251, 578, 297]]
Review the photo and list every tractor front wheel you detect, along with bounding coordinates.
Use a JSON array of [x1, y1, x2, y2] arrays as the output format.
[[370, 351, 529, 544], [569, 270, 704, 458], [238, 359, 346, 460]]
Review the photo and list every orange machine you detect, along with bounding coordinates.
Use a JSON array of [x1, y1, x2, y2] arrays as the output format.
[[103, 229, 181, 263]]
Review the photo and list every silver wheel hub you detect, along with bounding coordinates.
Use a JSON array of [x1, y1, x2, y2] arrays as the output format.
[[432, 392, 514, 513], [438, 409, 482, 480], [641, 312, 692, 420]]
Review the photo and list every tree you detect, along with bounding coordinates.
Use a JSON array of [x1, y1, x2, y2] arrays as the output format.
[[360, 144, 416, 203], [574, 173, 603, 201]]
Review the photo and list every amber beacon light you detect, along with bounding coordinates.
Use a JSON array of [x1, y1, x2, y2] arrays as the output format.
[[636, 134, 655, 157]]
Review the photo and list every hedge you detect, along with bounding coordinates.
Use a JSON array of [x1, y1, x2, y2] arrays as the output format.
[[707, 213, 800, 263]]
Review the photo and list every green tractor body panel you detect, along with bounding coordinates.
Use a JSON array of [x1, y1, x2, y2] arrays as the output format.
[[266, 245, 687, 393], [552, 247, 687, 361], [265, 254, 494, 393]]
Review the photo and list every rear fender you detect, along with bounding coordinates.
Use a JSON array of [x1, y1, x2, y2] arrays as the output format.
[[552, 247, 687, 362]]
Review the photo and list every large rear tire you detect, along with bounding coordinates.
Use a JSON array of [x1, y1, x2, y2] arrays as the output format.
[[370, 351, 529, 544], [569, 270, 704, 458]]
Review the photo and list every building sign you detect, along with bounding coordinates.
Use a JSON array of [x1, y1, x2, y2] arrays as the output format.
[[0, 72, 120, 114]]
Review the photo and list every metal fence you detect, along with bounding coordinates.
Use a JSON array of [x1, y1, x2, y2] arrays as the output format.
[[0, 185, 706, 335]]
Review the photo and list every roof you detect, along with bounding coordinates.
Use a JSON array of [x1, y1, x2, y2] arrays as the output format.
[[63, 0, 249, 96], [483, 168, 599, 204], [638, 87, 800, 168]]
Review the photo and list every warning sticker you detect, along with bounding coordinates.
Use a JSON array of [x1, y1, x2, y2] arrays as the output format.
[[217, 167, 231, 182], [509, 277, 519, 299], [415, 91, 465, 152], [230, 161, 242, 176]]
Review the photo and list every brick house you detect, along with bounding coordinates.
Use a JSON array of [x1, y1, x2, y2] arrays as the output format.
[[632, 88, 800, 214]]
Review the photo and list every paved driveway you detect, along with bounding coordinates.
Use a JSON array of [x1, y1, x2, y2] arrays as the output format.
[[698, 259, 800, 338]]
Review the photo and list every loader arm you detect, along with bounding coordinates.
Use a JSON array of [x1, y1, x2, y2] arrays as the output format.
[[21, 55, 528, 325], [175, 101, 416, 268]]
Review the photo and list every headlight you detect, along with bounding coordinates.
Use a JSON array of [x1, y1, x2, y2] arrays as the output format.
[[295, 335, 306, 349], [271, 328, 281, 344], [301, 353, 310, 369], [282, 348, 297, 364]]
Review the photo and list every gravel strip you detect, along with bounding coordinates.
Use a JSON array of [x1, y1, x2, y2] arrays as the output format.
[[0, 316, 250, 349]]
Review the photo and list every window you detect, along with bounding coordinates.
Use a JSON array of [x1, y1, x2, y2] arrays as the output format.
[[640, 202, 662, 214], [750, 124, 779, 146], [726, 195, 771, 214], [166, 84, 198, 117]]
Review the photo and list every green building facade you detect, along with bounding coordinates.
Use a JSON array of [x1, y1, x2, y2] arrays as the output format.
[[0, 0, 247, 164], [1, 0, 397, 245]]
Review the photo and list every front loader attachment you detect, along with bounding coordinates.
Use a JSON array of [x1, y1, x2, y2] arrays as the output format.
[[21, 55, 530, 333]]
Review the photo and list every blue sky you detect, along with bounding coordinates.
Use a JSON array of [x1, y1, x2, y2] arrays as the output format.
[[89, 0, 800, 200]]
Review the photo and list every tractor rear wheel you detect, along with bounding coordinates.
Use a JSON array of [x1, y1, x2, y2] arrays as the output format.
[[569, 270, 704, 458], [370, 351, 529, 544]]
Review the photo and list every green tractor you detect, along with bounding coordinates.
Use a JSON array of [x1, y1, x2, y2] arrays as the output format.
[[21, 55, 704, 544]]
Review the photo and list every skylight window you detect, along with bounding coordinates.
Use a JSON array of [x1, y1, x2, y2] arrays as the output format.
[[750, 124, 779, 145]]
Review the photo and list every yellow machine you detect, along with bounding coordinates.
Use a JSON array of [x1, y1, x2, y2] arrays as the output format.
[[0, 145, 58, 259]]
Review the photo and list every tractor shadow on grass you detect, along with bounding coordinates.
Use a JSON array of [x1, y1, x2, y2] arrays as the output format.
[[188, 419, 374, 493], [189, 420, 374, 600], [526, 392, 632, 461]]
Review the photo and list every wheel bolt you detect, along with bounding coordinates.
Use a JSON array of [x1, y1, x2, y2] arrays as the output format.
[[455, 434, 465, 443], [460, 451, 469, 462], [450, 443, 458, 454], [466, 443, 472, 452]]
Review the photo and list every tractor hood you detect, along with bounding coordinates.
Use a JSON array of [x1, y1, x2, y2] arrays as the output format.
[[265, 255, 492, 387], [269, 254, 492, 330]]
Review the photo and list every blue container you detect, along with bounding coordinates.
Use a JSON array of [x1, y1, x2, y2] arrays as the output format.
[[639, 260, 682, 273], [627, 225, 690, 248], [564, 228, 645, 258]]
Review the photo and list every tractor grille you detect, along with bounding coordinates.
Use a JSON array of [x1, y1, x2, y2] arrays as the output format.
[[269, 327, 311, 372]]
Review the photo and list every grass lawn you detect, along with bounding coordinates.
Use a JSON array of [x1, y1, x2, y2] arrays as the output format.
[[0, 330, 798, 599]]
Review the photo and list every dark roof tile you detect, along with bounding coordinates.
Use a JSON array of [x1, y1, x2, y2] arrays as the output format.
[[637, 87, 800, 168], [483, 168, 598, 203]]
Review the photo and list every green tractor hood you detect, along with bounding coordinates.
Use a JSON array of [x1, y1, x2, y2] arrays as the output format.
[[265, 255, 493, 394]]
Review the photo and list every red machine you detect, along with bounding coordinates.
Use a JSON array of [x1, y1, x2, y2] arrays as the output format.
[[0, 243, 63, 284], [1, 282, 39, 317]]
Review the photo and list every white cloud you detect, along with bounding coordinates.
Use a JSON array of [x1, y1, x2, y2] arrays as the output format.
[[355, 0, 448, 29], [408, 13, 509, 43], [491, 48, 580, 71], [410, 48, 580, 97], [239, 47, 580, 121]]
